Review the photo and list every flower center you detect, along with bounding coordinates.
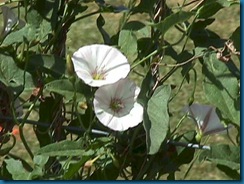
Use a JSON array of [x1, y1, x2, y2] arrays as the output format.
[[92, 72, 105, 80], [92, 67, 106, 80], [109, 98, 125, 113]]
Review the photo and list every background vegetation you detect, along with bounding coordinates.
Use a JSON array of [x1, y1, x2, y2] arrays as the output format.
[[0, 0, 240, 180]]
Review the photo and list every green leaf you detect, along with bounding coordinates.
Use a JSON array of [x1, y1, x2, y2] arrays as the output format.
[[132, 0, 158, 13], [217, 164, 240, 180], [37, 139, 94, 157], [30, 155, 49, 179], [216, 0, 240, 7], [196, 0, 238, 19], [123, 21, 146, 31], [45, 79, 85, 102], [90, 162, 119, 180], [63, 156, 90, 179], [152, 11, 194, 36], [118, 29, 138, 61], [230, 26, 240, 52], [145, 85, 171, 154], [5, 159, 30, 180], [33, 155, 49, 167], [196, 2, 223, 18], [2, 24, 36, 45], [202, 52, 240, 125], [0, 55, 34, 93], [96, 14, 111, 44], [137, 70, 155, 106], [199, 144, 240, 170], [28, 54, 65, 78], [190, 19, 225, 48]]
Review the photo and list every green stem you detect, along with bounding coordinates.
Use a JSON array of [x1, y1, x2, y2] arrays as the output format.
[[188, 68, 197, 104], [128, 126, 142, 154], [16, 88, 41, 160], [159, 66, 178, 85], [8, 152, 33, 171], [71, 79, 77, 122], [171, 114, 188, 137], [181, 14, 198, 52], [131, 49, 158, 69], [183, 137, 210, 179], [73, 10, 100, 23], [19, 124, 34, 159]]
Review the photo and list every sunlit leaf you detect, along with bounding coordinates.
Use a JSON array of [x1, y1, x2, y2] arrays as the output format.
[[37, 139, 94, 157], [196, 0, 239, 19], [118, 29, 138, 61], [0, 55, 34, 93], [202, 52, 240, 125], [5, 159, 30, 180], [45, 79, 86, 102], [145, 85, 171, 154], [199, 144, 240, 170], [152, 11, 194, 36], [30, 155, 49, 179], [63, 156, 90, 179]]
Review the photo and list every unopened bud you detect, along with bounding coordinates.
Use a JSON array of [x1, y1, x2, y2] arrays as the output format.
[[188, 96, 194, 106], [66, 54, 75, 76], [110, 154, 119, 168], [195, 132, 202, 143], [84, 155, 100, 169], [78, 102, 88, 110]]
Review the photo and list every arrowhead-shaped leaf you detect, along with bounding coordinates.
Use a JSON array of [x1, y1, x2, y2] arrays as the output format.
[[0, 55, 34, 93], [152, 11, 194, 36], [36, 140, 94, 157], [45, 79, 85, 102], [5, 159, 30, 180], [145, 85, 171, 154], [118, 29, 138, 61], [202, 52, 240, 125]]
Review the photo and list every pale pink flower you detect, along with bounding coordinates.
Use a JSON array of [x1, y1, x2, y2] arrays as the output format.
[[93, 78, 143, 131], [183, 103, 230, 137]]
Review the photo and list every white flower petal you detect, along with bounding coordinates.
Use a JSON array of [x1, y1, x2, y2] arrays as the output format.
[[72, 44, 130, 87], [93, 78, 143, 131]]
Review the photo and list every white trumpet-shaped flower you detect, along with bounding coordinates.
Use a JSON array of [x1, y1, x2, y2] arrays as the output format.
[[183, 103, 230, 138], [72, 44, 130, 87], [1, 6, 25, 38], [93, 78, 143, 131]]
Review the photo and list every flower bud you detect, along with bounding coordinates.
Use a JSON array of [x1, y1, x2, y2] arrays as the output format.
[[187, 96, 194, 106], [84, 155, 100, 169], [195, 132, 202, 143], [66, 54, 75, 76]]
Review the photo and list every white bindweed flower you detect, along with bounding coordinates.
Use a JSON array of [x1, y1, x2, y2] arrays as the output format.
[[183, 103, 230, 139], [93, 78, 143, 131], [1, 6, 25, 38], [72, 44, 130, 87]]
